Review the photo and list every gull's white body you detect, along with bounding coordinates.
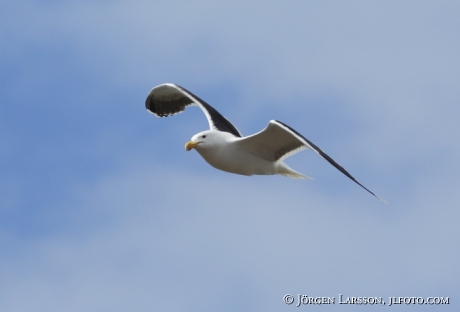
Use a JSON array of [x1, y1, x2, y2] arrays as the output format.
[[190, 130, 310, 179]]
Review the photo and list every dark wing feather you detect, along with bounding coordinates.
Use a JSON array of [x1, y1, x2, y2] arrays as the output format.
[[146, 83, 241, 137]]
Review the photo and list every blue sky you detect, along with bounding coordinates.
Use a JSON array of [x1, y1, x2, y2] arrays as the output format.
[[1, 1, 460, 311]]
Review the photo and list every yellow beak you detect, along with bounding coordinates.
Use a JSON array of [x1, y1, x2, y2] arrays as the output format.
[[185, 141, 200, 151]]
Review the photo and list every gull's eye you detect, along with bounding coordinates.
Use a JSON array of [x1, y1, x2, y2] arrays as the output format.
[[202, 135, 206, 138]]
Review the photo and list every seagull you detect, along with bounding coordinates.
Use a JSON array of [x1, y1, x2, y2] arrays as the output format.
[[146, 83, 386, 202]]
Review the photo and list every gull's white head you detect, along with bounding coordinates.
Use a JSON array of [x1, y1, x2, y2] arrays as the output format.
[[185, 130, 229, 151], [185, 130, 213, 151]]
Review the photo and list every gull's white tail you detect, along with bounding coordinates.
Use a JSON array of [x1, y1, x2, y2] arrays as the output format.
[[276, 162, 313, 180]]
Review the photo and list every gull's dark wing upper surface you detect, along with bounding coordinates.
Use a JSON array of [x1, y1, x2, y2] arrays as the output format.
[[145, 83, 242, 137]]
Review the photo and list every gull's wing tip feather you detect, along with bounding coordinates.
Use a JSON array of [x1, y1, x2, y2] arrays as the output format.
[[375, 195, 388, 204]]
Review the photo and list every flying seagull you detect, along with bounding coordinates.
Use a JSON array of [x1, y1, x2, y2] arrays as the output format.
[[146, 83, 386, 202]]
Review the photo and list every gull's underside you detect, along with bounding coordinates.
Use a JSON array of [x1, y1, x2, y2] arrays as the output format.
[[146, 83, 386, 202]]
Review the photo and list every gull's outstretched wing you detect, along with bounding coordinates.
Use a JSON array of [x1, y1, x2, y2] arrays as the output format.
[[236, 120, 386, 202], [145, 83, 241, 137]]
